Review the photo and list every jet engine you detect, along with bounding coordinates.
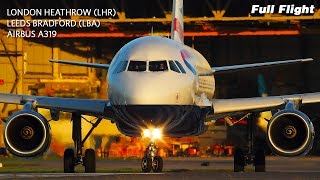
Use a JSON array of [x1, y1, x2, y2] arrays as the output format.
[[4, 110, 51, 157], [267, 109, 314, 157]]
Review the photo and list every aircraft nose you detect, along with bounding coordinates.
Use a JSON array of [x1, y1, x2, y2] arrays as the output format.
[[109, 72, 193, 105], [123, 73, 179, 104]]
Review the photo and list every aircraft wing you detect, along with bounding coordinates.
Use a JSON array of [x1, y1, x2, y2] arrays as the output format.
[[210, 92, 320, 115], [0, 93, 114, 119], [49, 59, 110, 69], [199, 58, 313, 76]]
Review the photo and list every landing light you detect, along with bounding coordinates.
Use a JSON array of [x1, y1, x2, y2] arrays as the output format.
[[143, 129, 151, 138], [142, 128, 162, 140]]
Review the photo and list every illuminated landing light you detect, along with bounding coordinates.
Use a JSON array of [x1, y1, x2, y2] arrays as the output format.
[[142, 128, 162, 140], [143, 129, 151, 138]]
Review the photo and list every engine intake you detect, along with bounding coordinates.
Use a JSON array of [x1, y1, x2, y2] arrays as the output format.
[[4, 110, 51, 157], [267, 109, 314, 157]]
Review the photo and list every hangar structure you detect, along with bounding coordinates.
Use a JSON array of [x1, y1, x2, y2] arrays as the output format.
[[0, 0, 320, 149]]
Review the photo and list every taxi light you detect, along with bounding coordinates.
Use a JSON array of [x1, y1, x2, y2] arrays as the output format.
[[142, 128, 162, 140], [152, 128, 162, 140], [143, 129, 151, 138]]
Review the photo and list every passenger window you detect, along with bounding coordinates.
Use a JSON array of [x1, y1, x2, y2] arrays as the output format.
[[169, 60, 180, 73], [128, 61, 147, 72], [175, 61, 186, 74], [149, 61, 168, 72], [184, 60, 197, 75]]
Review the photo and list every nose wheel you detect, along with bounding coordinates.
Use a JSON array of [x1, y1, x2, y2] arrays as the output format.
[[152, 156, 163, 172], [141, 156, 152, 172], [141, 142, 163, 172]]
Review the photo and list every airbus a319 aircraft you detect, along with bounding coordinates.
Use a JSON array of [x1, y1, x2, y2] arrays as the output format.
[[0, 0, 318, 173]]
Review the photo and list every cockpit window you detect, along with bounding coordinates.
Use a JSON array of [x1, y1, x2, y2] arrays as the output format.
[[149, 61, 168, 72], [113, 60, 128, 74], [169, 60, 180, 73], [112, 61, 122, 74], [117, 60, 128, 73], [175, 61, 186, 73], [128, 61, 147, 72]]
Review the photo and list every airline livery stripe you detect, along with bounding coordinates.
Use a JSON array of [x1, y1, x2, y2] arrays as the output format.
[[180, 49, 191, 60]]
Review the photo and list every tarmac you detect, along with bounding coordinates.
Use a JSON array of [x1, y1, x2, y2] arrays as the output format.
[[0, 156, 320, 179]]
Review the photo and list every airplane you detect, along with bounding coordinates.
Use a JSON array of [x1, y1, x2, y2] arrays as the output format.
[[0, 0, 318, 173]]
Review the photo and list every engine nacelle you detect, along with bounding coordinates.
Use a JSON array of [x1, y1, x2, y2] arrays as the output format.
[[267, 109, 314, 157], [4, 110, 51, 157]]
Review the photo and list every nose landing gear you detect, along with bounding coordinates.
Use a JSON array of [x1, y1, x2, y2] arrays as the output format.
[[141, 142, 163, 173]]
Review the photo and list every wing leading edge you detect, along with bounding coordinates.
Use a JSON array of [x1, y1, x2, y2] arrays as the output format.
[[49, 59, 110, 69], [0, 93, 113, 119], [211, 92, 320, 115], [199, 58, 313, 76]]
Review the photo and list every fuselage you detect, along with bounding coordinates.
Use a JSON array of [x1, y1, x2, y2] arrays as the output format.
[[107, 36, 215, 136]]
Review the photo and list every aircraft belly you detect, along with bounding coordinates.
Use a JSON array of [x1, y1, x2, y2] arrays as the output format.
[[113, 105, 207, 137]]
